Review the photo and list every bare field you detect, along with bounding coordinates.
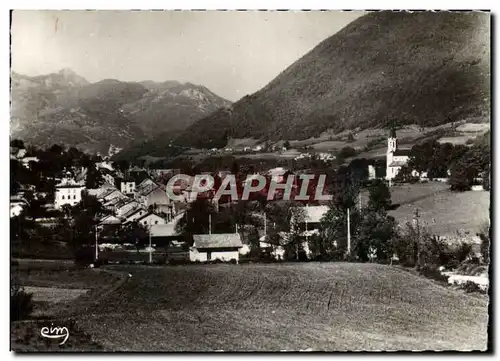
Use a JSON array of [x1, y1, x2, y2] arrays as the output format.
[[74, 263, 488, 351]]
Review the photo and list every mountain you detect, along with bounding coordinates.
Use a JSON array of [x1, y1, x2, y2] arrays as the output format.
[[10, 70, 231, 154], [174, 11, 490, 149]]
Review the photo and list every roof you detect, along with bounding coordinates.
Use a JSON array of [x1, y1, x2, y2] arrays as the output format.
[[192, 234, 243, 249], [115, 198, 138, 209], [389, 160, 408, 167], [393, 149, 411, 156], [135, 212, 165, 223], [137, 183, 160, 196], [55, 178, 85, 188], [122, 207, 147, 220], [99, 215, 122, 225], [150, 224, 177, 237]]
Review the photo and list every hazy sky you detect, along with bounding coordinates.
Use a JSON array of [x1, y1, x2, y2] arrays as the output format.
[[11, 10, 364, 101]]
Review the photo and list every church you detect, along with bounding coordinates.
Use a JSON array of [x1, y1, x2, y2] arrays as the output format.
[[385, 128, 411, 182]]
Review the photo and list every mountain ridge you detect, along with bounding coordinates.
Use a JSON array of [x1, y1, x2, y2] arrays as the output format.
[[173, 11, 490, 149], [10, 69, 231, 154]]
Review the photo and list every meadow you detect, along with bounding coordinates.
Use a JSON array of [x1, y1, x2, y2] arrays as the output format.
[[387, 183, 490, 236], [70, 262, 488, 351]]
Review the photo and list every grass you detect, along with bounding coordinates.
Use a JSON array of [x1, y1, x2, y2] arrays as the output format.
[[71, 262, 488, 351], [11, 261, 129, 352], [388, 184, 490, 236]]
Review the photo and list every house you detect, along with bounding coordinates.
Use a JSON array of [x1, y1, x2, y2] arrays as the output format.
[[189, 234, 243, 263], [97, 215, 122, 231], [121, 207, 148, 223], [87, 184, 117, 199], [54, 173, 86, 209], [115, 199, 140, 217], [386, 128, 411, 183], [120, 179, 136, 196], [128, 212, 166, 227], [136, 183, 173, 211], [101, 189, 127, 203]]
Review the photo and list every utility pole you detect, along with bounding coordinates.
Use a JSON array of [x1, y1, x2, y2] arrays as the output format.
[[209, 213, 212, 235], [94, 224, 99, 261], [347, 208, 351, 256], [414, 208, 420, 268], [149, 221, 152, 264]]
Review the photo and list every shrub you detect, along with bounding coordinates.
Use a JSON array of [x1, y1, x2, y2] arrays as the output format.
[[418, 265, 449, 284], [74, 246, 95, 267], [460, 280, 486, 294], [11, 283, 34, 321]]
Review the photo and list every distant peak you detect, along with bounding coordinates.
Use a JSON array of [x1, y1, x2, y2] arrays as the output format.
[[58, 68, 78, 76]]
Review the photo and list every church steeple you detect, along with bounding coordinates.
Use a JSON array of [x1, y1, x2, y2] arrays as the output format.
[[390, 126, 397, 138]]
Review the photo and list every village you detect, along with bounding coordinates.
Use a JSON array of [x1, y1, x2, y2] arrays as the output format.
[[10, 126, 490, 271]]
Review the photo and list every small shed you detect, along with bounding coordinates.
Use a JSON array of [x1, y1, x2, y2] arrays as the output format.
[[190, 234, 243, 263]]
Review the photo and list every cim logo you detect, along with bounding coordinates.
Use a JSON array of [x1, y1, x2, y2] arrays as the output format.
[[40, 324, 70, 345]]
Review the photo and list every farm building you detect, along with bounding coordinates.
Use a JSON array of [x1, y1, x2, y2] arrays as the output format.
[[190, 234, 243, 263]]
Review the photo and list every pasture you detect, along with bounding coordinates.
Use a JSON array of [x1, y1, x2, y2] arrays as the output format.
[[72, 263, 488, 351], [388, 184, 490, 236]]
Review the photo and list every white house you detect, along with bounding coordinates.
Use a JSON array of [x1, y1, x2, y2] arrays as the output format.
[[120, 180, 136, 195], [189, 234, 243, 263], [54, 173, 86, 209], [386, 128, 411, 182]]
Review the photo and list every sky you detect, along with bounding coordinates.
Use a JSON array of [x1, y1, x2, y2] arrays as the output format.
[[11, 10, 364, 101]]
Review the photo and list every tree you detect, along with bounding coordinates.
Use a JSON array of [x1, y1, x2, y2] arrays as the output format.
[[367, 179, 391, 212], [10, 139, 25, 149], [354, 179, 396, 262], [283, 140, 291, 149], [113, 159, 129, 174], [394, 165, 416, 183], [175, 198, 216, 236], [264, 201, 306, 261], [338, 146, 356, 162], [449, 160, 474, 191], [85, 164, 104, 189], [355, 211, 397, 263]]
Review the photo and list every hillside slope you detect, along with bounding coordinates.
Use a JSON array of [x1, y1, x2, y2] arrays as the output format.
[[175, 11, 490, 148], [10, 70, 231, 154], [76, 263, 488, 351]]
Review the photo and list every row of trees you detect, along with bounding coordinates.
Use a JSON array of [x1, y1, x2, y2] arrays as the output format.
[[395, 137, 490, 191]]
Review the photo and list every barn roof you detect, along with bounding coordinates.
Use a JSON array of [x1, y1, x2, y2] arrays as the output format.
[[192, 234, 243, 249], [150, 224, 177, 237]]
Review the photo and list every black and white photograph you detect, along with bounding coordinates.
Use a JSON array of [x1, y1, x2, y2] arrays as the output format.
[[9, 9, 491, 352]]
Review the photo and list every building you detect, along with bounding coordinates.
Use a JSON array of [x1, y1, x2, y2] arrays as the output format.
[[121, 207, 148, 223], [189, 234, 243, 263], [130, 212, 167, 227], [115, 199, 140, 217], [120, 180, 136, 196], [386, 128, 411, 182], [54, 172, 86, 209]]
